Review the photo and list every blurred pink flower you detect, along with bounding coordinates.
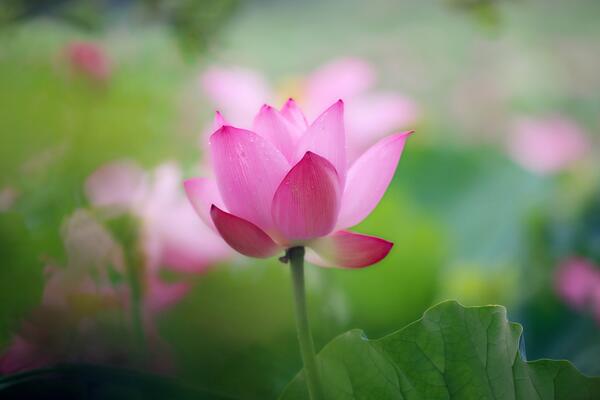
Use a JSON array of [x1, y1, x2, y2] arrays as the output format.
[[85, 161, 229, 275], [185, 100, 412, 268], [64, 41, 111, 82], [0, 211, 130, 373], [0, 210, 178, 374], [507, 116, 589, 175], [200, 58, 419, 158], [555, 258, 600, 323], [85, 161, 230, 315]]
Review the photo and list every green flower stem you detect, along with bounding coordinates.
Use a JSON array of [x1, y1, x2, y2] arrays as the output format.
[[288, 246, 324, 400], [128, 266, 146, 356], [126, 248, 146, 363]]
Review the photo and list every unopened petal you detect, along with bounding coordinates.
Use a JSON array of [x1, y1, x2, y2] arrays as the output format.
[[210, 125, 289, 231], [272, 152, 341, 242], [281, 98, 309, 131], [253, 104, 301, 162], [295, 100, 347, 183], [211, 205, 281, 258], [212, 111, 227, 131]]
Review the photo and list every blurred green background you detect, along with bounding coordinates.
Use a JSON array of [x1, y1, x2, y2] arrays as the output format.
[[1, 0, 599, 398]]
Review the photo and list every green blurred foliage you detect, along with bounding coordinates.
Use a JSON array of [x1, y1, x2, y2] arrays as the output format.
[[0, 0, 239, 57], [329, 188, 445, 336], [0, 213, 44, 348], [0, 22, 194, 259]]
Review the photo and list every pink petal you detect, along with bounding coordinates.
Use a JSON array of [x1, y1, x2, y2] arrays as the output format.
[[337, 131, 412, 229], [211, 205, 281, 258], [200, 66, 271, 126], [210, 126, 290, 231], [345, 93, 419, 156], [212, 111, 227, 131], [64, 42, 111, 82], [142, 163, 181, 218], [310, 230, 393, 269], [253, 104, 301, 162], [146, 275, 190, 314], [305, 58, 374, 119], [184, 178, 224, 231], [507, 116, 589, 175], [145, 196, 230, 273], [295, 100, 347, 184], [85, 160, 147, 209], [199, 112, 229, 153], [281, 98, 308, 131], [271, 152, 341, 242], [554, 258, 600, 309]]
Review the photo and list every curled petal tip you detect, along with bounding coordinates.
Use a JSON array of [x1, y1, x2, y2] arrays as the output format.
[[393, 130, 415, 140], [210, 124, 237, 139], [284, 98, 298, 106], [323, 99, 343, 113], [302, 151, 316, 159]]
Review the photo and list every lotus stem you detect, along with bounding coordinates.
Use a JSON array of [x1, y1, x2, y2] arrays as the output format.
[[288, 246, 323, 400]]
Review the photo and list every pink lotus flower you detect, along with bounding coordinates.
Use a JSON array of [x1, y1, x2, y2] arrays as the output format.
[[201, 58, 418, 158], [64, 41, 111, 82], [555, 258, 600, 308], [185, 100, 411, 268], [555, 257, 600, 324], [507, 116, 589, 175]]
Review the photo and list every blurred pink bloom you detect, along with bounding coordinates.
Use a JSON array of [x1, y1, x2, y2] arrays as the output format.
[[555, 258, 600, 323], [185, 100, 412, 268], [0, 210, 178, 374], [86, 161, 230, 317], [85, 161, 229, 276], [507, 116, 589, 175], [84, 161, 146, 211], [64, 41, 111, 82], [202, 67, 270, 126], [200, 58, 419, 157], [0, 211, 130, 373]]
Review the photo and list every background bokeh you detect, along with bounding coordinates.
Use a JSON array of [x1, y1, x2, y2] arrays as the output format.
[[1, 0, 599, 398]]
